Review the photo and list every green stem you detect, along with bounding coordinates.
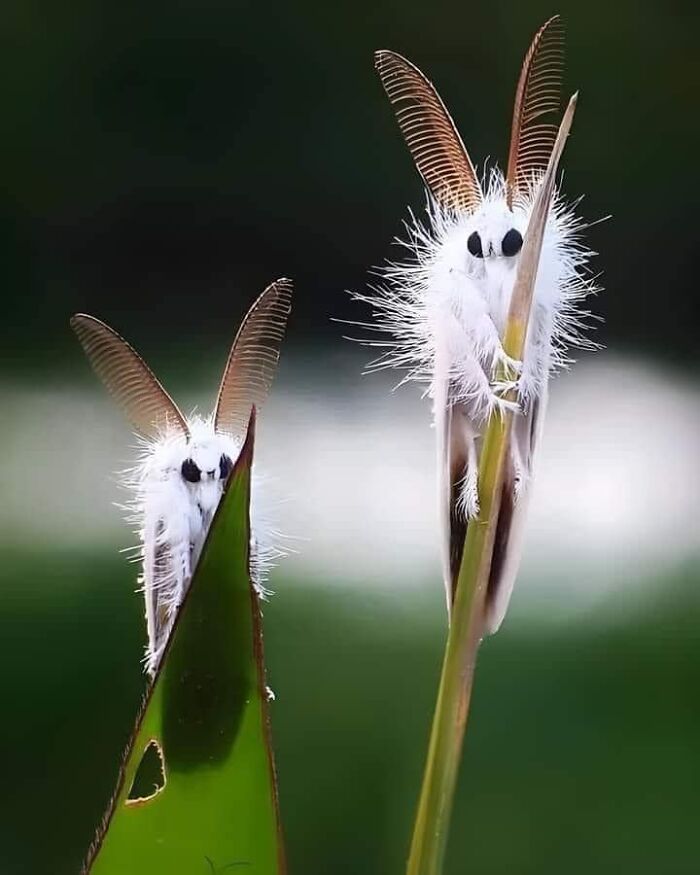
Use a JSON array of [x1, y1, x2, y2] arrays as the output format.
[[405, 411, 511, 875]]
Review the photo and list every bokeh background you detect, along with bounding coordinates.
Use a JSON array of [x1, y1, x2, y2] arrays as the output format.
[[2, 1, 699, 873]]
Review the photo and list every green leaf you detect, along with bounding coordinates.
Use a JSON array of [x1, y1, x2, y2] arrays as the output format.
[[85, 417, 285, 875]]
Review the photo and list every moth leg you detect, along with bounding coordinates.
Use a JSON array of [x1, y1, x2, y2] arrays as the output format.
[[488, 329, 524, 404], [467, 311, 523, 379], [442, 299, 522, 421], [468, 313, 524, 415], [450, 337, 519, 422], [457, 353, 518, 420], [491, 377, 520, 397], [468, 312, 505, 367], [492, 346, 523, 380], [454, 307, 523, 407], [487, 379, 521, 418]]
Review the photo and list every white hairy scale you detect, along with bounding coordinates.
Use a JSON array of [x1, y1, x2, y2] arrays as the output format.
[[369, 172, 595, 413]]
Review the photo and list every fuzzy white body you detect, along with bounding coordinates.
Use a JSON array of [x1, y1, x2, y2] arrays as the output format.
[[125, 416, 271, 674], [360, 170, 596, 630]]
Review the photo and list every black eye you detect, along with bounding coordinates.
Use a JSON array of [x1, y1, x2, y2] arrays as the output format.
[[219, 454, 233, 480], [501, 228, 523, 257], [467, 231, 483, 258], [181, 458, 201, 483]]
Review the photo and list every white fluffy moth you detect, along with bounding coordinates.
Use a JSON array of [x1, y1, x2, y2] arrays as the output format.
[[359, 17, 599, 631], [71, 278, 292, 674]]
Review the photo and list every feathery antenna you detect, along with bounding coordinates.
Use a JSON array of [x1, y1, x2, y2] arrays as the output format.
[[375, 49, 482, 212], [506, 15, 565, 206], [214, 278, 293, 441], [71, 314, 190, 440]]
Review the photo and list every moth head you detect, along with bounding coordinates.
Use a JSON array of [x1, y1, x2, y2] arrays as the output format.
[[466, 201, 524, 263], [180, 438, 234, 485]]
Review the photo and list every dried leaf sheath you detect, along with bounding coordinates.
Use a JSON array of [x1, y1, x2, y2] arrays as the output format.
[[506, 15, 565, 205], [484, 93, 578, 631], [214, 278, 293, 441], [70, 315, 189, 440], [375, 50, 482, 212]]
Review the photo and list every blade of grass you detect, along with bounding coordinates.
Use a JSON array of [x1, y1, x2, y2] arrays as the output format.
[[84, 412, 285, 875], [406, 95, 578, 875]]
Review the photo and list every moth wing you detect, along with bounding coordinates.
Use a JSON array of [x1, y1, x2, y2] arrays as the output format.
[[484, 392, 547, 632], [213, 278, 293, 441], [435, 371, 455, 612], [434, 324, 480, 617], [70, 314, 189, 440], [443, 403, 481, 617], [142, 477, 193, 674], [142, 518, 173, 672], [375, 50, 482, 213], [506, 15, 565, 205]]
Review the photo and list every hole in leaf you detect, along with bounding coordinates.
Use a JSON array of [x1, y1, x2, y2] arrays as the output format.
[[126, 739, 166, 806]]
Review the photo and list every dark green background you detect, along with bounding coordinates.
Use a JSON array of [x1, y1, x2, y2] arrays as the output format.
[[2, 0, 699, 873], [3, 554, 700, 874], [3, 0, 698, 369]]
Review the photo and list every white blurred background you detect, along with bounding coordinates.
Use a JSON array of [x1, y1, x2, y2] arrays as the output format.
[[4, 351, 698, 628]]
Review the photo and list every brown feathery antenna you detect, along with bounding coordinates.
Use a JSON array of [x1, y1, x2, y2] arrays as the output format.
[[506, 15, 565, 207], [71, 314, 190, 440], [375, 50, 482, 213], [213, 278, 293, 441]]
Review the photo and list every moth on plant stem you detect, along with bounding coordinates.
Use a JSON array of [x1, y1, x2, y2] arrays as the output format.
[[356, 16, 600, 632], [71, 279, 293, 675]]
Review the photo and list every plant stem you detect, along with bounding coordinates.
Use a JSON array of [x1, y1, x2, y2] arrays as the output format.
[[405, 412, 510, 875]]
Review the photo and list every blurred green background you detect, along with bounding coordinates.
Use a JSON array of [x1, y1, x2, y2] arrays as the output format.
[[2, 0, 699, 873]]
